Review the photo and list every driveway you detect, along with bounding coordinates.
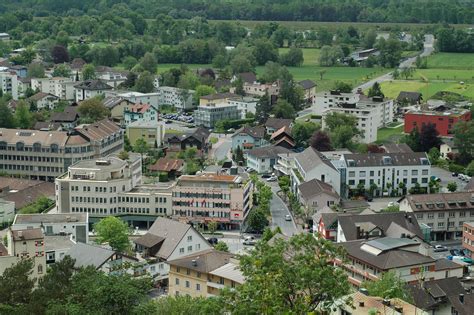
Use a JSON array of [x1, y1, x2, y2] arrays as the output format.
[[209, 134, 232, 161], [266, 181, 298, 236], [431, 166, 467, 192]]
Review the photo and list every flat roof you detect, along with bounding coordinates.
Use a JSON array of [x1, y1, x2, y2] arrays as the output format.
[[14, 213, 88, 225]]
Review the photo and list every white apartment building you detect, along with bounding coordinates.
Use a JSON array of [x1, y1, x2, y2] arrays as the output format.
[[110, 91, 162, 109], [31, 77, 76, 100], [313, 91, 360, 115], [55, 154, 172, 228], [194, 102, 241, 128], [243, 81, 280, 97], [228, 96, 258, 119], [0, 71, 18, 100], [12, 213, 89, 243], [320, 95, 395, 143], [74, 79, 112, 102], [342, 152, 431, 197], [158, 86, 195, 111], [123, 103, 159, 126]]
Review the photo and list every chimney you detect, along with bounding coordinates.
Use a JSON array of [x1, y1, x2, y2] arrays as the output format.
[[356, 226, 361, 238], [459, 294, 464, 304], [192, 259, 197, 267], [358, 301, 365, 307], [382, 299, 390, 306]]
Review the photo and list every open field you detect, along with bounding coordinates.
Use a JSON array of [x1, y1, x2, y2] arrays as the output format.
[[414, 69, 474, 81], [279, 48, 320, 65], [376, 125, 404, 144], [426, 53, 474, 69], [379, 81, 474, 100]]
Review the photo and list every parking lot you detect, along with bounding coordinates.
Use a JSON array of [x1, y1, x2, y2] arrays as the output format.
[[161, 112, 194, 125], [431, 166, 470, 192]]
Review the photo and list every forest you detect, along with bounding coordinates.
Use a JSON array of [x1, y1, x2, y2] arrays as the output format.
[[0, 0, 473, 24]]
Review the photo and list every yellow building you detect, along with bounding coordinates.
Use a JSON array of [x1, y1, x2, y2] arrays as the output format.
[[126, 120, 165, 148], [168, 249, 244, 297]]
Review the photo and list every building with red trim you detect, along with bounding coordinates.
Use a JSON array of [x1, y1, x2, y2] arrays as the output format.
[[404, 109, 471, 137]]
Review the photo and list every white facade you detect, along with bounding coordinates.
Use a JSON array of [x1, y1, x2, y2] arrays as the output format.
[[158, 86, 195, 111], [194, 103, 241, 128], [75, 88, 106, 102], [115, 92, 162, 109], [123, 104, 159, 126], [228, 97, 258, 119], [313, 91, 359, 115], [31, 77, 75, 100], [0, 71, 18, 100]]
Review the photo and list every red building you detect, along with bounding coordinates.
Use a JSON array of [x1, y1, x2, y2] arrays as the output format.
[[404, 109, 471, 137]]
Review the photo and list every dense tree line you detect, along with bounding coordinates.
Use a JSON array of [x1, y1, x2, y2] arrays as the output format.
[[0, 0, 472, 24], [436, 27, 474, 53]]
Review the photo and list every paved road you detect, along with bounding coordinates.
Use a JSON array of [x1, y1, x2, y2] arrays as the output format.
[[431, 166, 467, 192], [266, 181, 298, 236], [211, 134, 232, 161]]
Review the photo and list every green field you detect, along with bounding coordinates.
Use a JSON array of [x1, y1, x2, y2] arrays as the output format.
[[426, 53, 474, 69], [279, 48, 320, 66], [376, 125, 404, 144], [380, 81, 474, 100]]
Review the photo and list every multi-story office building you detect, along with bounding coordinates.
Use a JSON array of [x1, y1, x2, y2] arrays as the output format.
[[0, 119, 123, 181], [404, 108, 471, 137], [126, 120, 165, 148], [313, 91, 360, 115], [158, 86, 195, 111], [0, 71, 18, 100], [321, 95, 395, 143], [342, 152, 431, 197], [194, 102, 241, 128], [400, 192, 474, 241], [228, 96, 258, 119], [243, 81, 280, 98], [55, 153, 172, 227], [172, 173, 253, 229]]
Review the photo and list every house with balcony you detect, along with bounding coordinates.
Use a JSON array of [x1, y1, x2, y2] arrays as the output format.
[[231, 125, 267, 151], [290, 147, 341, 195], [133, 217, 212, 281], [246, 145, 292, 174], [274, 152, 297, 176], [168, 249, 243, 297]]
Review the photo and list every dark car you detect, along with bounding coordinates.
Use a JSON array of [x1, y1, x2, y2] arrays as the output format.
[[207, 237, 218, 245], [452, 172, 459, 177], [165, 120, 172, 124], [261, 174, 271, 179]]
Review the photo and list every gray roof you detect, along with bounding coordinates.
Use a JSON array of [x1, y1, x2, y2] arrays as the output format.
[[382, 143, 414, 153], [67, 242, 115, 269], [167, 248, 233, 273], [295, 147, 337, 172], [200, 92, 238, 100], [134, 233, 164, 248], [337, 212, 424, 241], [232, 125, 266, 139], [44, 235, 75, 252], [74, 79, 112, 90], [298, 178, 339, 201], [343, 152, 429, 167], [298, 79, 316, 90], [402, 192, 474, 212], [397, 91, 422, 102], [246, 145, 292, 159], [14, 213, 88, 225], [339, 239, 434, 270], [103, 96, 131, 109], [265, 118, 293, 130], [237, 72, 257, 83], [434, 258, 463, 271]]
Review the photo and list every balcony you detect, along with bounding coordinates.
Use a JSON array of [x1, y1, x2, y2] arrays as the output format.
[[207, 281, 225, 290]]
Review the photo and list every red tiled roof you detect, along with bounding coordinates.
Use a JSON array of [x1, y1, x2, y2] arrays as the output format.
[[149, 158, 184, 172]]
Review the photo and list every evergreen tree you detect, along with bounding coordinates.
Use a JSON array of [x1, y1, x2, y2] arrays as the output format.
[[255, 92, 272, 124], [15, 101, 33, 128], [367, 82, 384, 98], [0, 100, 15, 128], [419, 123, 441, 152]]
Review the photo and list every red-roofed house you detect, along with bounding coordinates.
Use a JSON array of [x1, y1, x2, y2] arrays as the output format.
[[123, 103, 158, 126], [149, 158, 184, 179]]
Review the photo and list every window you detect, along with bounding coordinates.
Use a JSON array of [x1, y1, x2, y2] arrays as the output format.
[[412, 170, 418, 176], [422, 169, 429, 175], [438, 213, 445, 218], [416, 213, 423, 219], [449, 212, 456, 218], [197, 272, 201, 278], [196, 283, 201, 291], [195, 244, 200, 251], [175, 278, 179, 285], [438, 222, 445, 228], [348, 171, 355, 177], [185, 281, 190, 288], [187, 246, 192, 252], [448, 222, 454, 227], [428, 213, 434, 219], [460, 212, 466, 218], [38, 264, 43, 274], [179, 248, 184, 254], [187, 235, 192, 241], [370, 171, 374, 176], [186, 268, 190, 275], [176, 267, 180, 273], [359, 171, 366, 177], [348, 180, 355, 185]]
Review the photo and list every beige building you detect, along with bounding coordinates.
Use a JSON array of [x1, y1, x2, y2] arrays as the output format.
[[0, 228, 46, 279], [126, 120, 165, 148], [103, 97, 134, 124], [172, 173, 253, 229], [0, 119, 123, 181], [55, 153, 172, 227], [168, 249, 243, 297]]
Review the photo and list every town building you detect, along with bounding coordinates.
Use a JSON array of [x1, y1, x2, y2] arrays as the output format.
[[126, 120, 165, 148], [349, 48, 379, 63], [264, 118, 293, 135], [335, 237, 463, 287], [0, 119, 123, 181], [396, 91, 423, 105], [134, 217, 212, 280], [17, 77, 31, 98], [342, 152, 431, 197], [123, 103, 159, 126], [0, 228, 46, 279], [291, 147, 341, 195], [168, 249, 243, 297], [321, 95, 395, 143], [44, 235, 75, 265], [297, 178, 340, 213], [399, 192, 474, 241], [148, 158, 184, 179], [0, 33, 10, 41], [171, 173, 253, 229], [12, 213, 88, 243], [270, 126, 295, 149], [194, 93, 241, 128], [103, 97, 134, 124], [27, 92, 59, 110], [440, 138, 458, 159], [462, 222, 474, 259], [298, 80, 317, 103], [246, 145, 292, 174], [74, 79, 112, 102], [95, 66, 128, 88], [0, 177, 55, 213], [158, 86, 195, 111], [107, 91, 162, 110], [404, 108, 471, 137], [164, 127, 210, 154], [231, 125, 267, 151], [314, 91, 360, 115], [274, 152, 297, 176], [228, 96, 258, 119], [30, 77, 76, 100], [0, 200, 14, 226], [55, 154, 172, 227], [243, 81, 280, 99], [0, 70, 18, 100], [49, 104, 80, 129]]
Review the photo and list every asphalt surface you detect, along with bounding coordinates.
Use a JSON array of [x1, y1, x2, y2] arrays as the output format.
[[431, 166, 468, 192], [266, 181, 298, 236], [211, 134, 232, 161]]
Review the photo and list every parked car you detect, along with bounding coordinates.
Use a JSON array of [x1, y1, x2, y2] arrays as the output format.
[[433, 244, 448, 252], [450, 249, 461, 256], [207, 237, 218, 245], [243, 236, 256, 246], [261, 174, 271, 179], [285, 214, 292, 221], [430, 176, 441, 182], [266, 176, 277, 182], [452, 172, 459, 177]]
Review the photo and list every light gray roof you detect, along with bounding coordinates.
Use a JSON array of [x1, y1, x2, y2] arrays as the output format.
[[67, 242, 115, 269], [295, 147, 337, 172], [44, 235, 75, 252], [246, 145, 292, 159], [365, 237, 418, 251], [209, 262, 245, 284], [298, 178, 339, 201], [343, 152, 429, 167], [14, 213, 88, 225]]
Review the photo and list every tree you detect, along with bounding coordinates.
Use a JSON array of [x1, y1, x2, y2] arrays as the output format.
[[134, 71, 155, 93], [51, 45, 69, 64], [15, 101, 33, 128], [323, 112, 361, 148], [319, 45, 333, 66], [208, 221, 218, 234], [255, 92, 272, 124], [118, 150, 129, 160], [233, 76, 245, 96], [361, 271, 411, 301], [94, 217, 130, 252], [77, 98, 109, 123], [82, 64, 96, 80], [402, 128, 421, 152], [272, 99, 295, 119], [333, 81, 353, 93], [139, 52, 157, 74], [454, 121, 474, 165], [279, 46, 304, 66], [0, 100, 15, 128], [310, 130, 333, 151], [230, 55, 254, 74], [381, 205, 400, 212], [177, 71, 200, 90], [447, 182, 458, 192], [415, 56, 428, 69], [122, 56, 138, 70], [260, 61, 282, 83], [233, 145, 244, 164], [376, 37, 402, 68], [247, 209, 269, 233], [193, 85, 216, 105], [419, 123, 441, 152], [367, 82, 384, 98], [252, 38, 278, 65], [363, 29, 377, 49], [214, 241, 229, 252], [152, 295, 223, 315], [428, 147, 440, 164], [27, 63, 45, 78], [400, 67, 414, 80], [0, 259, 35, 309], [222, 233, 350, 314], [122, 72, 137, 88], [466, 160, 474, 176], [51, 64, 71, 78], [292, 121, 319, 147], [133, 138, 150, 154]]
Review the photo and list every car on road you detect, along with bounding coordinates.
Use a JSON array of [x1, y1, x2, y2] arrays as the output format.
[[243, 236, 256, 246], [266, 176, 277, 182], [433, 244, 448, 252], [207, 237, 218, 245], [450, 249, 461, 256], [452, 172, 458, 177], [261, 174, 271, 179], [285, 214, 292, 221], [430, 176, 441, 182]]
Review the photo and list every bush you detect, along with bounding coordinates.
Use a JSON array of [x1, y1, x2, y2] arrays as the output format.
[[158, 172, 169, 182], [310, 115, 322, 119], [448, 163, 465, 173]]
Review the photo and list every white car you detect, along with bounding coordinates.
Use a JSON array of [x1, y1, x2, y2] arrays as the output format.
[[266, 176, 277, 182], [243, 236, 256, 246], [285, 214, 292, 221]]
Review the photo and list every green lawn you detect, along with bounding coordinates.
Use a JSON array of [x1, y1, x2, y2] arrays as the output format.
[[414, 69, 474, 81], [278, 48, 320, 66], [376, 125, 404, 144], [426, 53, 474, 70], [380, 80, 474, 100]]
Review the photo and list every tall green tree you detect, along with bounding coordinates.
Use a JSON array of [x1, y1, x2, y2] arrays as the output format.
[[15, 101, 33, 128], [272, 99, 295, 119], [0, 100, 15, 128], [222, 233, 350, 314], [367, 82, 384, 98], [93, 217, 130, 253], [255, 92, 272, 124], [139, 52, 157, 74], [193, 85, 216, 105], [246, 209, 269, 233], [77, 98, 109, 123], [419, 123, 441, 152], [82, 64, 96, 80], [361, 271, 411, 301], [0, 259, 35, 309], [27, 63, 45, 78], [292, 121, 319, 147], [134, 71, 155, 93], [454, 121, 474, 165]]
